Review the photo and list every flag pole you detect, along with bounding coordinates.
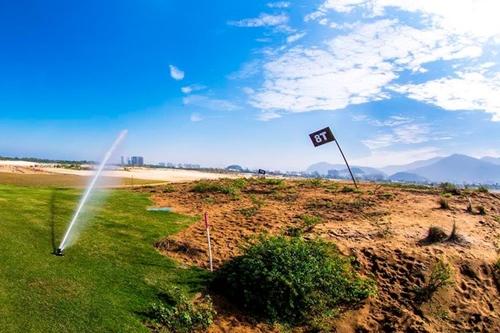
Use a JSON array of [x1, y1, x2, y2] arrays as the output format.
[[334, 139, 358, 189]]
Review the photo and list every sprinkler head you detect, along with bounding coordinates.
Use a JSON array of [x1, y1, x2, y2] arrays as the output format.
[[54, 248, 64, 256]]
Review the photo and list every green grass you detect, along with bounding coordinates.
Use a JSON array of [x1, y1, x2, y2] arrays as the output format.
[[0, 185, 209, 333]]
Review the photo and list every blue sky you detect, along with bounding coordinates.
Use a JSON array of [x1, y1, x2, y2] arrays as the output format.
[[1, 0, 500, 170]]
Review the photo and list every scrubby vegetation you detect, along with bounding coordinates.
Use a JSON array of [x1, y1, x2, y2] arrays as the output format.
[[285, 214, 323, 236], [191, 179, 247, 197], [439, 197, 450, 209], [439, 182, 461, 195], [341, 185, 356, 193], [422, 226, 448, 244], [212, 236, 376, 329], [148, 288, 216, 333], [415, 258, 454, 302], [476, 185, 489, 193]]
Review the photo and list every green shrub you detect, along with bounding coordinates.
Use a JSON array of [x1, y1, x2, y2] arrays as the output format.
[[415, 259, 453, 302], [439, 182, 461, 195], [438, 197, 450, 209], [213, 236, 376, 328], [149, 288, 216, 333]]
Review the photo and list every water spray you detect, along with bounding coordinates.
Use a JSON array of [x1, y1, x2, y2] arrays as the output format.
[[55, 130, 128, 256]]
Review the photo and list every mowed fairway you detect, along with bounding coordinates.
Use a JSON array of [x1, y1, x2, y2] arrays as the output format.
[[0, 184, 208, 332]]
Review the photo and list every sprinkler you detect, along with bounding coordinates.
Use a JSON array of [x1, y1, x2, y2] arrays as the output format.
[[54, 248, 64, 256]]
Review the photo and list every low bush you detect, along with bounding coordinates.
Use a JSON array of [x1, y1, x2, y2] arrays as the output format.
[[213, 236, 376, 328], [149, 288, 216, 333]]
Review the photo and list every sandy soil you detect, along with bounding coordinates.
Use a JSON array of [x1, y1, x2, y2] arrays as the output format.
[[145, 179, 500, 333], [0, 160, 240, 183]]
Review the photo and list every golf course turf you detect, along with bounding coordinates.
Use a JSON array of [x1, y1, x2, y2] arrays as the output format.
[[0, 184, 209, 332]]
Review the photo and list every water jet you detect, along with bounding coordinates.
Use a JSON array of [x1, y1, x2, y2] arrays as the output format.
[[57, 130, 128, 254]]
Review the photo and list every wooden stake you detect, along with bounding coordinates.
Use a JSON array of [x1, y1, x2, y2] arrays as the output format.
[[204, 212, 213, 272]]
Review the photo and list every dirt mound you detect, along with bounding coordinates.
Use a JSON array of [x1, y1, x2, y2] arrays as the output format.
[[143, 179, 500, 332]]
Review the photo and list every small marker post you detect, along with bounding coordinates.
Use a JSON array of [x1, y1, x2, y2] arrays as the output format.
[[204, 212, 213, 272], [309, 126, 358, 189]]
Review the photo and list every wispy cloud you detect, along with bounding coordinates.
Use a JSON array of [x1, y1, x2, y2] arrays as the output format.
[[183, 95, 239, 111], [169, 65, 184, 81], [286, 32, 306, 43], [181, 84, 206, 94], [228, 13, 289, 28], [267, 2, 290, 9], [190, 113, 203, 122], [257, 111, 281, 121], [227, 60, 261, 80]]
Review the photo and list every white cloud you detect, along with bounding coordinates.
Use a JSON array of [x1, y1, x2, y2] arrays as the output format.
[[362, 123, 430, 149], [242, 87, 255, 95], [257, 111, 282, 121], [181, 84, 206, 94], [287, 32, 306, 43], [392, 71, 500, 121], [228, 13, 289, 28], [319, 0, 500, 40], [183, 95, 240, 111], [228, 60, 261, 80], [190, 113, 203, 122], [169, 65, 184, 80], [267, 1, 290, 9], [353, 146, 442, 167], [250, 19, 481, 112]]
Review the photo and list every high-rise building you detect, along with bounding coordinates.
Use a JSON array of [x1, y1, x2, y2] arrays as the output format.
[[130, 156, 144, 166]]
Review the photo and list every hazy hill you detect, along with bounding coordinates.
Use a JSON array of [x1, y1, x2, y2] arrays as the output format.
[[481, 156, 500, 165], [306, 162, 386, 178], [389, 172, 428, 183], [409, 154, 500, 184], [381, 156, 443, 175]]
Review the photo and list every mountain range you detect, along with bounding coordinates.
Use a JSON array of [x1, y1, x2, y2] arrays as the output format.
[[306, 154, 500, 184]]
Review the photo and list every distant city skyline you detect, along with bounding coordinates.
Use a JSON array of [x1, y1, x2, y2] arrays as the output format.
[[1, 1, 500, 171]]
